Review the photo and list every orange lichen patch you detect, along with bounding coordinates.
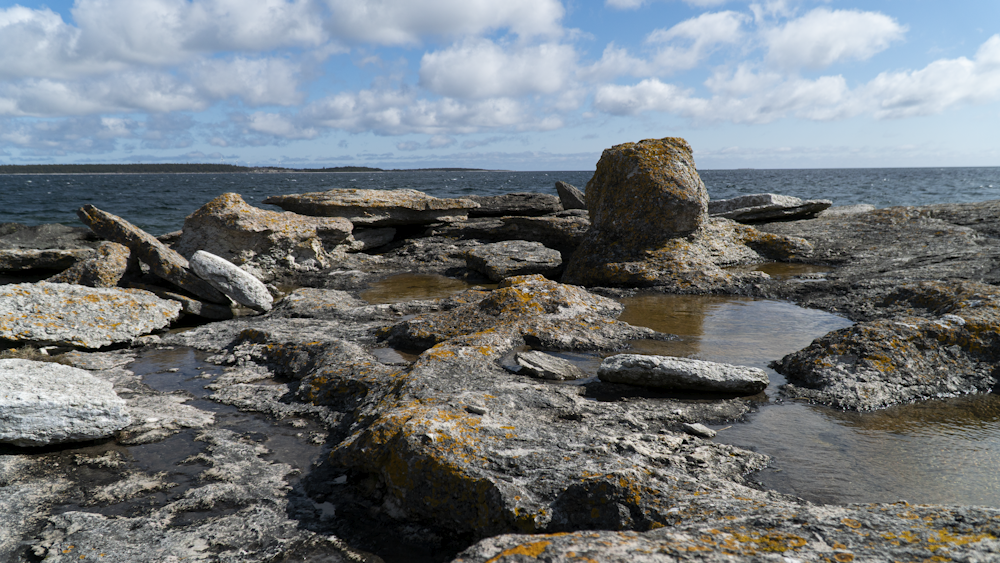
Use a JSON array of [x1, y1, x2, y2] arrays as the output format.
[[483, 541, 552, 562], [728, 531, 809, 553]]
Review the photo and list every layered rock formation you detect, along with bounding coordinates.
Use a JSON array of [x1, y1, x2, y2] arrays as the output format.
[[263, 188, 478, 226]]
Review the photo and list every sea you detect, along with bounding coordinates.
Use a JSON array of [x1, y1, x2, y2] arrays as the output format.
[[2, 167, 999, 235]]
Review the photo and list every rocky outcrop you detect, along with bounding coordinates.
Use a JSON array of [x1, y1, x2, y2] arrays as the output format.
[[46, 241, 134, 287], [0, 223, 98, 274], [467, 193, 561, 217], [0, 359, 131, 446], [0, 282, 181, 349], [599, 354, 769, 395], [263, 188, 478, 226], [77, 205, 229, 304], [175, 192, 353, 282], [774, 280, 1000, 410], [554, 181, 585, 210], [465, 240, 563, 281], [709, 193, 832, 223], [563, 138, 813, 290], [189, 250, 273, 312]]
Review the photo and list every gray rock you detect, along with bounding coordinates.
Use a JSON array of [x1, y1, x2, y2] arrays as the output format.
[[709, 193, 832, 223], [346, 227, 396, 251], [465, 240, 563, 281], [189, 250, 273, 312], [555, 181, 586, 210], [126, 282, 234, 320], [682, 422, 717, 438], [263, 188, 478, 226], [77, 204, 229, 304], [0, 282, 182, 349], [513, 350, 586, 380], [598, 354, 769, 395], [817, 203, 876, 217], [0, 223, 99, 274], [175, 193, 354, 282], [466, 193, 562, 217], [46, 241, 135, 287], [0, 359, 131, 446]]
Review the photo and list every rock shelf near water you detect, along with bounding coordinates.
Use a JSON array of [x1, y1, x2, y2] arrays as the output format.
[[4, 136, 1000, 562]]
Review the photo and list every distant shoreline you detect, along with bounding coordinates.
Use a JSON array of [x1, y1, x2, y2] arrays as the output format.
[[0, 164, 499, 175]]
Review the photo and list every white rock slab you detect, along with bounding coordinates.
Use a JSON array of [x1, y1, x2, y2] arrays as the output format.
[[514, 350, 586, 381], [598, 354, 769, 395], [0, 359, 131, 447], [189, 250, 273, 312]]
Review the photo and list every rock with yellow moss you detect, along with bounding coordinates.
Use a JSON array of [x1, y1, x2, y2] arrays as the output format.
[[175, 192, 353, 282], [45, 241, 135, 288], [775, 280, 1000, 411]]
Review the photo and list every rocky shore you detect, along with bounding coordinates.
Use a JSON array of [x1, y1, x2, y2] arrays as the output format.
[[3, 137, 1000, 562]]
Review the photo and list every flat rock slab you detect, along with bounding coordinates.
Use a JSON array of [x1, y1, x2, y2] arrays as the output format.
[[709, 193, 832, 223], [467, 193, 562, 217], [513, 350, 586, 380], [263, 188, 478, 226], [0, 282, 182, 349], [189, 250, 273, 312], [77, 205, 229, 304], [598, 354, 769, 395], [0, 359, 131, 446], [465, 240, 563, 281]]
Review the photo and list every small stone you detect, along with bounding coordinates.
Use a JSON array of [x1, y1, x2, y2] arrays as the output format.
[[189, 250, 273, 312], [682, 423, 717, 439], [513, 350, 586, 381]]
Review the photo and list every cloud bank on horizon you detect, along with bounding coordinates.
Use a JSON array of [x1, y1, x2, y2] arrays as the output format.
[[0, 0, 998, 169]]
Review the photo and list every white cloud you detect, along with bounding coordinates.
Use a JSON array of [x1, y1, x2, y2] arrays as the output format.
[[0, 116, 136, 154], [419, 39, 576, 99], [322, 0, 565, 44], [246, 112, 319, 139], [606, 0, 729, 9], [192, 57, 305, 107], [765, 8, 906, 70]]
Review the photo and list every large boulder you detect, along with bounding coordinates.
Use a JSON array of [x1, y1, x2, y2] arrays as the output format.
[[709, 193, 832, 223], [0, 359, 131, 446], [599, 354, 769, 395], [465, 240, 563, 281], [0, 223, 98, 274], [175, 193, 353, 282], [0, 282, 182, 349], [188, 250, 273, 312], [262, 188, 478, 226], [77, 205, 229, 304]]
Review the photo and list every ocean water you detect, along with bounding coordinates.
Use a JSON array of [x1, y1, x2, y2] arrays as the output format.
[[2, 167, 999, 235]]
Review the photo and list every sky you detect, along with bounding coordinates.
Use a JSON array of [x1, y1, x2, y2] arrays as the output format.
[[0, 0, 999, 170]]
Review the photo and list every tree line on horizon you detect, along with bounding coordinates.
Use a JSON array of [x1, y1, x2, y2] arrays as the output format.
[[0, 163, 488, 174]]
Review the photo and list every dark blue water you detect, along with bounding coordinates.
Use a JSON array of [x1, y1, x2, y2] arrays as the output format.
[[2, 167, 999, 234]]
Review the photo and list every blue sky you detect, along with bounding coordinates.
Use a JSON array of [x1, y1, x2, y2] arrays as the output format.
[[1, 0, 999, 170]]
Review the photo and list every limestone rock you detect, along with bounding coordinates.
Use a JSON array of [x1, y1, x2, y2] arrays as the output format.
[[175, 193, 353, 282], [709, 193, 832, 223], [774, 280, 1000, 411], [0, 282, 182, 349], [465, 240, 563, 281], [555, 180, 586, 210], [513, 350, 586, 380], [262, 188, 478, 226], [682, 422, 717, 438], [0, 359, 130, 446], [587, 137, 708, 238], [466, 193, 561, 217], [46, 242, 134, 287], [0, 223, 99, 273], [126, 282, 234, 320], [599, 354, 769, 395], [189, 250, 273, 312], [344, 227, 395, 252], [77, 205, 229, 304]]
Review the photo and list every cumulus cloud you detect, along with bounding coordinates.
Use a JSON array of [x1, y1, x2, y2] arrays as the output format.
[[420, 39, 576, 98], [0, 116, 136, 154], [765, 8, 906, 70], [605, 0, 729, 9], [321, 0, 565, 44], [192, 57, 305, 107]]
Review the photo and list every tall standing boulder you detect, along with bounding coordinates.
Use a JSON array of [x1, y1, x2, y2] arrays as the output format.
[[562, 137, 812, 290]]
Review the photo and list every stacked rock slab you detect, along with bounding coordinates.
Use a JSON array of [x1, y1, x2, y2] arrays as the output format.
[[0, 359, 131, 446], [0, 223, 98, 274], [562, 138, 812, 290], [175, 193, 353, 282], [263, 188, 478, 226], [77, 205, 229, 304], [46, 241, 135, 288], [709, 193, 832, 223], [465, 240, 563, 281]]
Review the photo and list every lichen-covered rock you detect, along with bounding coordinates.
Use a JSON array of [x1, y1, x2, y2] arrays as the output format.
[[555, 181, 586, 210], [465, 240, 563, 282], [0, 359, 131, 446], [46, 242, 134, 287], [77, 205, 229, 304], [709, 193, 832, 223], [466, 193, 561, 217], [175, 193, 353, 282], [599, 354, 769, 395], [774, 280, 1000, 410], [0, 282, 181, 349], [189, 250, 273, 312], [263, 188, 478, 226], [380, 274, 665, 351], [587, 137, 708, 238], [0, 223, 98, 274]]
